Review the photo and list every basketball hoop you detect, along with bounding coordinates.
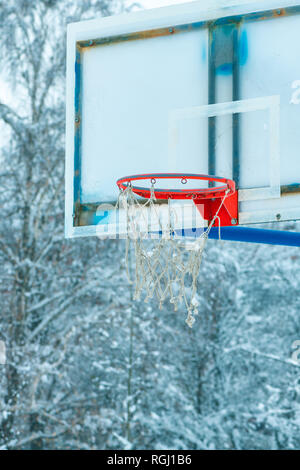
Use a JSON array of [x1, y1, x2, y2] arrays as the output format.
[[117, 173, 235, 200], [116, 173, 237, 327]]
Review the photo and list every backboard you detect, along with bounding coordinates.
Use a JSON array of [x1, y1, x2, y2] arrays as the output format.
[[65, 0, 300, 239]]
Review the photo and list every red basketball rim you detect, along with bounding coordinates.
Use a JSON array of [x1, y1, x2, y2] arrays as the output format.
[[116, 173, 235, 200]]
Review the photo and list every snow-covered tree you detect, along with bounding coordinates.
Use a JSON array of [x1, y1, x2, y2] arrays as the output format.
[[0, 0, 299, 450], [0, 0, 134, 449]]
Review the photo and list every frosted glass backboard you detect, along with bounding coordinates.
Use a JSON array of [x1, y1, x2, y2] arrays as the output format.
[[65, 0, 300, 238]]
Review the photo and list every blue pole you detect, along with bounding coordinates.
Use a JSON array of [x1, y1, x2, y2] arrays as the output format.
[[206, 226, 300, 247]]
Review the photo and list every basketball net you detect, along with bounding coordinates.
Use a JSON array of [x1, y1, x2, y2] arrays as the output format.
[[116, 185, 229, 327]]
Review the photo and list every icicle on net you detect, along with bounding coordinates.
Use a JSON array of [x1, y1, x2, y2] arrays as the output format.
[[116, 184, 229, 327]]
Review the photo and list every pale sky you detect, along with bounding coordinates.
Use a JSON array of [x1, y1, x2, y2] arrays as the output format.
[[139, 0, 251, 9], [140, 0, 193, 7]]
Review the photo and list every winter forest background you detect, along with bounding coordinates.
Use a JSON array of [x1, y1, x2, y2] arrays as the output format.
[[0, 0, 300, 450]]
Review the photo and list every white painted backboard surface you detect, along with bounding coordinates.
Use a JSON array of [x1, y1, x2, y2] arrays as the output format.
[[80, 29, 208, 202]]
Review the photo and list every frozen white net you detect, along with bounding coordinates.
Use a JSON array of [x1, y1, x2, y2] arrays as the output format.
[[116, 184, 229, 327]]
